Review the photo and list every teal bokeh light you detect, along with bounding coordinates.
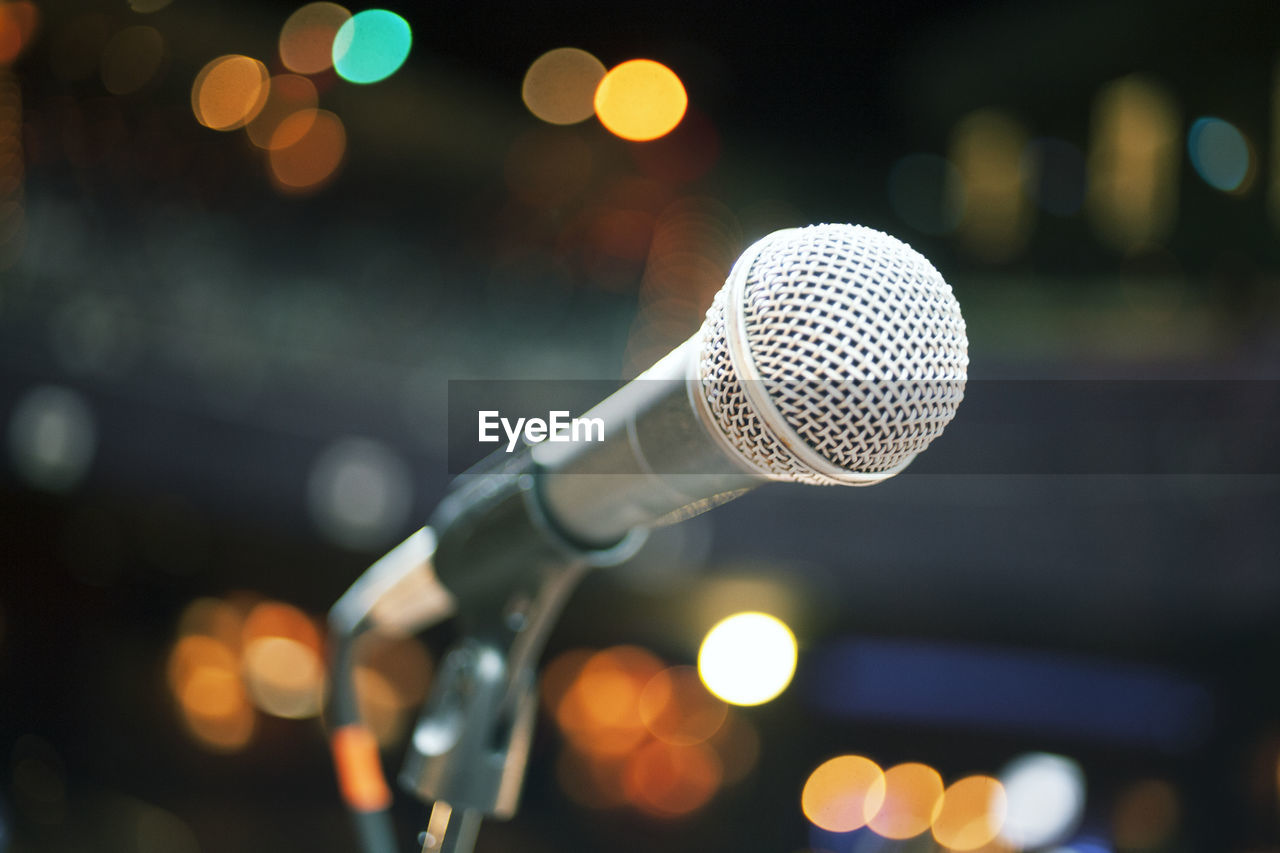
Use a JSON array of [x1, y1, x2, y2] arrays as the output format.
[[1187, 117, 1250, 193], [332, 10, 412, 85]]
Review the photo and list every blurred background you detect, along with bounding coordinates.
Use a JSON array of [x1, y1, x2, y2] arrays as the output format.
[[1, 0, 1279, 851]]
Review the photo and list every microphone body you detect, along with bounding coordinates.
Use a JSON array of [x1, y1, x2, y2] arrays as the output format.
[[328, 223, 969, 853]]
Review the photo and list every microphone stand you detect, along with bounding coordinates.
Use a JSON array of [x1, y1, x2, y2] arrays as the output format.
[[328, 461, 644, 853]]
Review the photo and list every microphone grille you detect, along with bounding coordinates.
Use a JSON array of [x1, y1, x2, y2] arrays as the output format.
[[696, 224, 968, 485]]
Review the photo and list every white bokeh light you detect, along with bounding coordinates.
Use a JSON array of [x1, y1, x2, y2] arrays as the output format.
[[697, 611, 797, 706], [306, 436, 412, 549], [7, 385, 97, 492], [999, 752, 1086, 849]]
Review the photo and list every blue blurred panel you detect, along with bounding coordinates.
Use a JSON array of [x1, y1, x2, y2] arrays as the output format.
[[809, 640, 1212, 751]]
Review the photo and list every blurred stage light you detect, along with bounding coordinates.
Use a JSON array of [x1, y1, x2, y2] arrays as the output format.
[[332, 9, 411, 85], [192, 55, 270, 131], [168, 634, 255, 751], [801, 755, 887, 833], [280, 2, 351, 75], [1112, 779, 1179, 850], [594, 59, 687, 142], [1025, 138, 1087, 217], [242, 601, 324, 719], [100, 26, 165, 95], [638, 665, 727, 746], [932, 775, 1006, 851], [697, 611, 797, 706], [247, 74, 319, 149], [622, 739, 722, 817], [868, 762, 943, 840], [7, 385, 96, 493], [306, 435, 410, 548], [267, 108, 346, 193], [887, 153, 964, 236], [998, 752, 1085, 849], [950, 109, 1032, 262], [1187, 117, 1252, 193], [555, 646, 663, 758], [1087, 75, 1180, 251], [523, 47, 606, 125], [0, 2, 38, 65]]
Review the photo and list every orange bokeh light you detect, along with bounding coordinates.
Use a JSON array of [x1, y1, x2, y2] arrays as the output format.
[[246, 74, 319, 150], [192, 55, 269, 131], [868, 762, 944, 840], [594, 59, 687, 142], [623, 739, 722, 817], [0, 2, 38, 65], [168, 634, 254, 751], [278, 2, 351, 75], [268, 108, 346, 194], [932, 775, 1007, 851], [802, 755, 887, 833], [555, 645, 663, 758], [638, 665, 727, 746]]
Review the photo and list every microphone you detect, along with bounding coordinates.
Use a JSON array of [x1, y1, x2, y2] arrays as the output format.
[[327, 223, 968, 853], [533, 222, 969, 547]]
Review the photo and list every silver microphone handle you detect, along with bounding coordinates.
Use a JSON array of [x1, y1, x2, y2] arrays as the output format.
[[533, 337, 764, 548]]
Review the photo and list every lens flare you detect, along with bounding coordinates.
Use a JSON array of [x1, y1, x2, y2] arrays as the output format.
[[594, 59, 687, 142], [802, 755, 887, 832], [522, 47, 606, 125], [697, 611, 796, 706], [332, 9, 411, 85]]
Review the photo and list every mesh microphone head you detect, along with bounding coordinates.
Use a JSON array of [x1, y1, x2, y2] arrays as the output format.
[[695, 223, 968, 485]]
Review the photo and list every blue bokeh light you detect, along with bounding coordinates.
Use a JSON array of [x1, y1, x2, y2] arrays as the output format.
[[332, 9, 412, 85], [1187, 117, 1250, 192]]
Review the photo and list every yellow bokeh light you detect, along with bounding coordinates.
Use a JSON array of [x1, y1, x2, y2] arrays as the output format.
[[932, 775, 1007, 851], [168, 634, 254, 752], [868, 762, 944, 840], [697, 611, 796, 706], [243, 636, 324, 719], [279, 2, 351, 75], [522, 47, 606, 125], [594, 59, 687, 142], [802, 755, 887, 833], [191, 55, 269, 131]]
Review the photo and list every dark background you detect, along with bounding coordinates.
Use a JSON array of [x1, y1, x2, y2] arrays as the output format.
[[1, 0, 1279, 851]]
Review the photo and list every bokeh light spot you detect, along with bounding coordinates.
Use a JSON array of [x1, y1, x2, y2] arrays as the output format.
[[192, 55, 269, 131], [802, 755, 887, 832], [280, 2, 351, 75], [932, 775, 1007, 851], [304, 434, 408, 546], [100, 26, 165, 95], [638, 665, 728, 745], [697, 611, 796, 706], [999, 752, 1085, 849], [268, 107, 347, 194], [246, 73, 319, 149], [555, 646, 663, 758], [1112, 779, 1179, 850], [867, 762, 944, 840], [0, 2, 38, 65], [7, 385, 96, 492], [1188, 116, 1252, 193], [522, 47, 606, 125], [332, 9, 411, 85], [622, 739, 721, 817], [594, 59, 687, 142]]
